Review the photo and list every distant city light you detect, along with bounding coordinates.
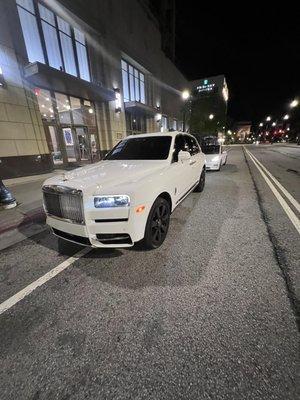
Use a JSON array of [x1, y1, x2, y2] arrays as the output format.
[[283, 114, 289, 120], [272, 122, 276, 126], [259, 123, 263, 127], [290, 99, 299, 108], [266, 116, 271, 121], [182, 90, 190, 100], [209, 114, 214, 120]]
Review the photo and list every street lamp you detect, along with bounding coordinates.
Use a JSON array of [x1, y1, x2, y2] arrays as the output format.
[[272, 122, 276, 126], [182, 90, 190, 100], [209, 114, 214, 120], [266, 116, 271, 121], [290, 99, 298, 108], [259, 123, 263, 127], [283, 114, 289, 120]]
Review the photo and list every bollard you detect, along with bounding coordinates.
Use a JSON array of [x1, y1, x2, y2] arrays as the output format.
[[0, 179, 17, 209]]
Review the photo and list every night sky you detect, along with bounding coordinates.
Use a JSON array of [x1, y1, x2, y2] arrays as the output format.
[[175, 2, 300, 125]]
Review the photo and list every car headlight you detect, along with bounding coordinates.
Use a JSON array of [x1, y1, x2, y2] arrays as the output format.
[[94, 195, 130, 208]]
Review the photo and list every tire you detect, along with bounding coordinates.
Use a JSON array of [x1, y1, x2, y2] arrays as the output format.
[[194, 167, 205, 192], [142, 197, 170, 249]]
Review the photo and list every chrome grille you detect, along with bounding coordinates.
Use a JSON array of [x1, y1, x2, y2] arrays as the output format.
[[42, 185, 84, 224]]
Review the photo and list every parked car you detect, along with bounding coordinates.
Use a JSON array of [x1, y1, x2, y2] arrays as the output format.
[[201, 143, 227, 171], [42, 132, 206, 249]]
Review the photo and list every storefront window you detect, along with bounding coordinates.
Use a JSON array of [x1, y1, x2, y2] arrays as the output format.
[[70, 96, 84, 125], [36, 88, 54, 122], [125, 112, 146, 135], [55, 92, 71, 124], [35, 87, 99, 166]]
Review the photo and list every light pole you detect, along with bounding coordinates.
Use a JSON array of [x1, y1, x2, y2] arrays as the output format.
[[182, 90, 190, 132]]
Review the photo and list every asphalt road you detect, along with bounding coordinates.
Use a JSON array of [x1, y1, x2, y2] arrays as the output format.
[[0, 146, 299, 400]]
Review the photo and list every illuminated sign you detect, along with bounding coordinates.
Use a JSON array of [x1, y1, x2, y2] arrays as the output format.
[[196, 83, 215, 93]]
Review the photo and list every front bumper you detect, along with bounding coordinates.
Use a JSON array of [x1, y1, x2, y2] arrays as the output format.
[[46, 204, 150, 248]]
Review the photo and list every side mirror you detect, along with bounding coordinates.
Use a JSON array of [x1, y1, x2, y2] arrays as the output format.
[[178, 150, 191, 162]]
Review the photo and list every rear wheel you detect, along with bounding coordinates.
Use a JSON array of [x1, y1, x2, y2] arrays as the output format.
[[194, 168, 205, 192], [142, 197, 170, 249]]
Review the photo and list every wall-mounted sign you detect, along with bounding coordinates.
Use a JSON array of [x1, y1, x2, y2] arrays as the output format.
[[63, 128, 74, 146]]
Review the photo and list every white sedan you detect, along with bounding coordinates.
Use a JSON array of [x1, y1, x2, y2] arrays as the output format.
[[42, 132, 206, 249], [202, 143, 227, 171]]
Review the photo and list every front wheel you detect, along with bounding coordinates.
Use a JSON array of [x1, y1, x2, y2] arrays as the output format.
[[142, 197, 170, 250], [194, 168, 205, 192]]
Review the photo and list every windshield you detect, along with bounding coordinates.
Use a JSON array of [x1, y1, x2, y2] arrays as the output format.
[[202, 145, 220, 155], [104, 136, 172, 160]]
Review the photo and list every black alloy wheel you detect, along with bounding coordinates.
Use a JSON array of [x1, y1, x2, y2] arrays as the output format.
[[143, 197, 170, 249], [194, 168, 206, 192]]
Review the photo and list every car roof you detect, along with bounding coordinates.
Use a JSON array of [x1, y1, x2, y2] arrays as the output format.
[[126, 131, 194, 139]]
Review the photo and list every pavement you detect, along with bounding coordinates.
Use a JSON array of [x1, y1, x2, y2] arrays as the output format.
[[0, 145, 299, 399], [0, 170, 67, 251]]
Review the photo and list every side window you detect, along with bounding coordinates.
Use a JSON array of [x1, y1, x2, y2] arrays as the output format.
[[184, 135, 196, 155], [173, 134, 187, 162], [190, 136, 200, 155]]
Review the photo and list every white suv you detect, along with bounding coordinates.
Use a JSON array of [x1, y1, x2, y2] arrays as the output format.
[[42, 132, 205, 249]]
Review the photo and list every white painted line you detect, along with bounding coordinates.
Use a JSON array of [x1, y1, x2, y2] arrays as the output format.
[[246, 148, 300, 214], [245, 148, 300, 235], [0, 247, 91, 315]]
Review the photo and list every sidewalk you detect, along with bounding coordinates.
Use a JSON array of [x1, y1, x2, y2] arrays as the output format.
[[0, 170, 67, 250]]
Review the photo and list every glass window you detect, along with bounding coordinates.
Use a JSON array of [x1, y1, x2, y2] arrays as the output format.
[[134, 69, 140, 102], [162, 115, 168, 131], [17, 0, 34, 12], [36, 88, 54, 122], [105, 136, 172, 160], [185, 135, 199, 155], [122, 69, 130, 102], [74, 28, 90, 81], [55, 92, 71, 124], [39, 4, 62, 70], [201, 144, 220, 155], [17, 1, 45, 63], [70, 96, 84, 124], [173, 134, 188, 162], [121, 60, 146, 104], [17, 1, 90, 81], [57, 16, 77, 76]]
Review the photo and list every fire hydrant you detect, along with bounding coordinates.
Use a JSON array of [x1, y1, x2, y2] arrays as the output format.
[[0, 179, 17, 209]]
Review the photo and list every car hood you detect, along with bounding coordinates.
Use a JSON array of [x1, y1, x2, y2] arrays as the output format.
[[43, 160, 168, 195]]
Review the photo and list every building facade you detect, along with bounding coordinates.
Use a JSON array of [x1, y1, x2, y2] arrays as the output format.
[[0, 0, 188, 178], [189, 75, 228, 142]]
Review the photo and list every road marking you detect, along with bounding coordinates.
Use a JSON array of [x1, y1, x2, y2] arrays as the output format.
[[244, 148, 300, 235], [0, 247, 91, 315], [246, 148, 300, 214]]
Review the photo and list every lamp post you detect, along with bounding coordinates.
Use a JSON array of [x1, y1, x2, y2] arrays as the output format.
[[182, 90, 190, 132]]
